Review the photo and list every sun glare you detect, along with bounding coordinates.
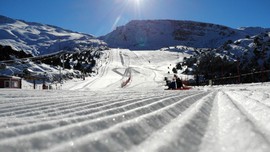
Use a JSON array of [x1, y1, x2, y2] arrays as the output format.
[[110, 0, 146, 31], [134, 0, 141, 6], [127, 0, 142, 7], [127, 0, 143, 18]]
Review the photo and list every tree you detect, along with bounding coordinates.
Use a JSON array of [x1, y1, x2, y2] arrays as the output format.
[[176, 63, 182, 70], [74, 62, 82, 71], [253, 48, 260, 58], [172, 67, 177, 74], [91, 59, 96, 67], [254, 37, 262, 46], [64, 60, 71, 69]]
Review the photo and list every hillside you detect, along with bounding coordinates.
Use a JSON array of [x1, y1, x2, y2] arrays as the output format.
[[177, 31, 270, 84], [101, 20, 269, 50], [0, 15, 106, 56]]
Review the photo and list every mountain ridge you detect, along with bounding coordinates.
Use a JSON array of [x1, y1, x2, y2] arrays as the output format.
[[100, 19, 270, 50], [0, 15, 106, 56], [1, 15, 270, 57]]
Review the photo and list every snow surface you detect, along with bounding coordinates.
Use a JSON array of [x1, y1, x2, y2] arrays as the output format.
[[1, 49, 270, 152]]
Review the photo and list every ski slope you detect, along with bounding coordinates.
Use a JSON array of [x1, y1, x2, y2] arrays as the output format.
[[62, 49, 187, 91], [1, 49, 270, 152]]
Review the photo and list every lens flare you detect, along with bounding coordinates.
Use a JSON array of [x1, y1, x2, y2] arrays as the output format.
[[129, 0, 143, 19], [108, 0, 147, 32], [134, 0, 141, 6], [111, 16, 121, 31]]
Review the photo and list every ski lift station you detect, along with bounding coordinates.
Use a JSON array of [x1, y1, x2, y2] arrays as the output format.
[[0, 75, 22, 89]]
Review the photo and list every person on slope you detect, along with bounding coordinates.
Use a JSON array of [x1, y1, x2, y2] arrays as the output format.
[[164, 77, 171, 86], [167, 76, 177, 90], [174, 74, 183, 89]]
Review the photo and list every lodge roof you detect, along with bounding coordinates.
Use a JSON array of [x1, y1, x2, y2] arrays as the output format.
[[0, 75, 21, 79]]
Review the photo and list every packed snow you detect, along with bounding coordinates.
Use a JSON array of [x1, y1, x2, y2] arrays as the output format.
[[1, 49, 270, 152]]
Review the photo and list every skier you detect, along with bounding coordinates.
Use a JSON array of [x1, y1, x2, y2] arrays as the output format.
[[168, 77, 177, 89], [174, 74, 183, 89]]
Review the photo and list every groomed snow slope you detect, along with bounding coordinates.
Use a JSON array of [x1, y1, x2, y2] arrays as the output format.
[[1, 83, 270, 152], [61, 49, 189, 91], [1, 49, 270, 152]]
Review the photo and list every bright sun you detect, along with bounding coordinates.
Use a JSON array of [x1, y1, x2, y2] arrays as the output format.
[[127, 0, 144, 18], [134, 0, 141, 5], [129, 0, 142, 7]]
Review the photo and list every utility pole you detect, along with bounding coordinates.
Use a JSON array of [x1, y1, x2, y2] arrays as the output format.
[[237, 59, 241, 84], [58, 39, 62, 84], [261, 42, 270, 82], [59, 54, 65, 84], [59, 55, 62, 84]]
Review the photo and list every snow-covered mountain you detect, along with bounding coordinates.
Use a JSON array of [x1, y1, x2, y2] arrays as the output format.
[[0, 15, 106, 56], [100, 20, 269, 50], [172, 31, 270, 85]]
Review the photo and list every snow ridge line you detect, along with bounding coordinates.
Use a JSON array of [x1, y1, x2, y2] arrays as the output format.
[[0, 96, 101, 116], [0, 92, 149, 118], [47, 91, 211, 152], [0, 91, 124, 117], [232, 91, 270, 109], [0, 91, 208, 151], [224, 91, 270, 145], [0, 94, 88, 105], [0, 91, 154, 117], [0, 92, 93, 103], [0, 92, 194, 140], [0, 91, 99, 107], [0, 97, 129, 128], [0, 92, 171, 131], [0, 91, 198, 140], [130, 91, 217, 152], [12, 92, 171, 127]]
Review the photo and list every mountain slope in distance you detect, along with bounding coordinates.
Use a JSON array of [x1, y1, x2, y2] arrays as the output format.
[[100, 20, 269, 50], [0, 15, 106, 56]]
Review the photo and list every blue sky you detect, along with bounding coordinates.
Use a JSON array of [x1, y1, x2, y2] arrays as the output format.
[[1, 0, 270, 36]]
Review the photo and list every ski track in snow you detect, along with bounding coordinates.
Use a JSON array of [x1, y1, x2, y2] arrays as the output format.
[[1, 89, 270, 152], [1, 49, 270, 152]]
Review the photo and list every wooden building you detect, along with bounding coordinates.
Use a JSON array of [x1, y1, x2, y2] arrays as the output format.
[[0, 75, 22, 88]]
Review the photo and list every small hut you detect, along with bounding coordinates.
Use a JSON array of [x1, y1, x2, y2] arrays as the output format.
[[0, 75, 22, 88]]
